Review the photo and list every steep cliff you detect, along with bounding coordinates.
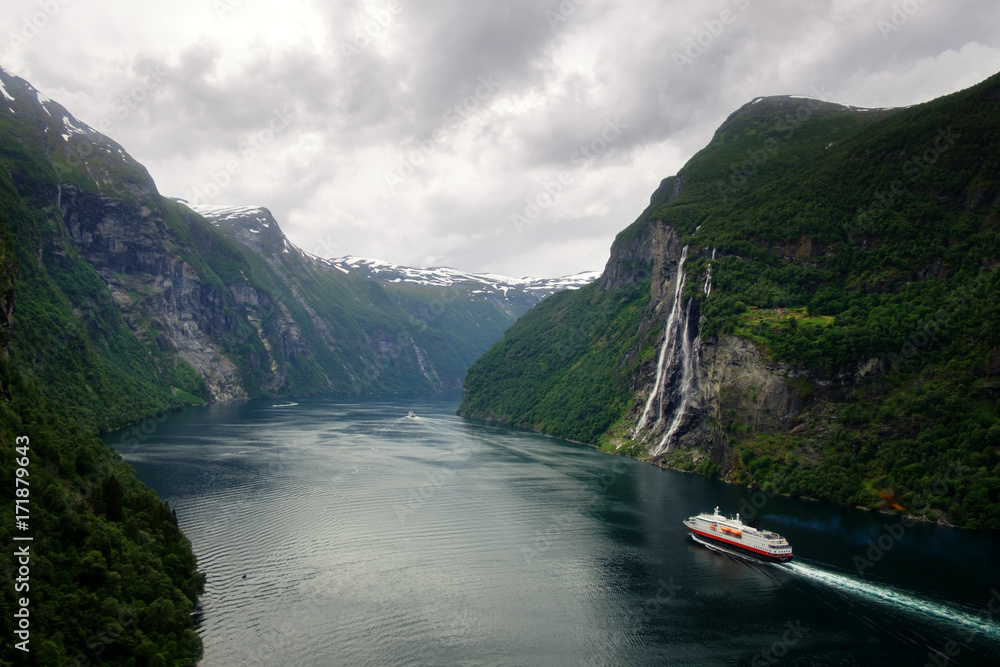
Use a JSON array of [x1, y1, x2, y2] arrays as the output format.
[[59, 185, 254, 400], [0, 65, 600, 663], [0, 66, 596, 421], [461, 72, 1000, 530], [187, 204, 598, 394], [0, 195, 204, 665]]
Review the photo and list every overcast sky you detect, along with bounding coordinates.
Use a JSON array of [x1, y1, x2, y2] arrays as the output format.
[[3, 1, 999, 277]]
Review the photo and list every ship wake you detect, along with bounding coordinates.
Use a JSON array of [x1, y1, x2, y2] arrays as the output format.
[[785, 560, 1000, 640]]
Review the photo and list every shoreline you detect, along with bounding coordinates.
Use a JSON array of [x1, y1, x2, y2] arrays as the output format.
[[458, 410, 978, 533]]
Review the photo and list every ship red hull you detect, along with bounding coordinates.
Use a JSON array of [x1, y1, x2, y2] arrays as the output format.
[[687, 526, 793, 563]]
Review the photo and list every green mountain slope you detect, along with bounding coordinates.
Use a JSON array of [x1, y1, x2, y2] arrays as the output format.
[[0, 65, 586, 662], [0, 216, 204, 664], [461, 74, 1000, 531], [1, 65, 588, 423], [187, 204, 596, 394]]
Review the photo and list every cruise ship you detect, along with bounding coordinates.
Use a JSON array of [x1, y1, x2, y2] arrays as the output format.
[[683, 506, 793, 562]]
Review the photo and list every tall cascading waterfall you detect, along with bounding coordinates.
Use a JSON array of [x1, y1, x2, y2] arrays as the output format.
[[655, 297, 698, 455], [634, 245, 711, 455], [633, 246, 689, 437]]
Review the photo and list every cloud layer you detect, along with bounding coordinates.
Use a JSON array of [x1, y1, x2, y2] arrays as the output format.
[[3, 0, 999, 276]]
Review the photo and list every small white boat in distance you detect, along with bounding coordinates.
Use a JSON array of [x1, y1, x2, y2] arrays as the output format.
[[407, 411, 416, 418]]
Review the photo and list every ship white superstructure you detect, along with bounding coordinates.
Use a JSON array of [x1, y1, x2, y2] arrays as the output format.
[[683, 506, 793, 562]]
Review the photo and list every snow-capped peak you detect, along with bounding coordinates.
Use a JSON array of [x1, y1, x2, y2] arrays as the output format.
[[176, 201, 598, 304], [187, 203, 269, 223], [329, 256, 599, 292], [183, 203, 278, 241]]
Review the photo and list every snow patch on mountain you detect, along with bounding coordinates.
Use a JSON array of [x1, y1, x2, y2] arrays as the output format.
[[62, 115, 88, 138], [182, 201, 597, 301], [38, 93, 52, 116], [0, 78, 14, 103], [330, 255, 599, 292], [188, 204, 267, 220], [187, 203, 272, 229]]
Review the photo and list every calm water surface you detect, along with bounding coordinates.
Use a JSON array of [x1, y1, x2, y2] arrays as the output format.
[[107, 394, 1000, 666]]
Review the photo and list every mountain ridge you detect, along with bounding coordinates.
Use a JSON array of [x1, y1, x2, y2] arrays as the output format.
[[181, 200, 599, 298], [328, 255, 600, 292], [0, 61, 590, 414], [460, 71, 1000, 531], [179, 201, 597, 392], [0, 66, 595, 662]]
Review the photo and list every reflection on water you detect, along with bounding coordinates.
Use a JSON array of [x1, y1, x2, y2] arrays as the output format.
[[107, 394, 1000, 666]]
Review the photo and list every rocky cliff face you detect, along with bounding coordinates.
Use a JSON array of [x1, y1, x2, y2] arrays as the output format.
[[622, 221, 721, 461], [598, 175, 684, 293], [190, 203, 601, 395], [59, 184, 254, 400], [459, 74, 1000, 530], [185, 204, 478, 394], [3, 66, 599, 411], [681, 334, 811, 466], [620, 216, 889, 474], [620, 213, 809, 458]]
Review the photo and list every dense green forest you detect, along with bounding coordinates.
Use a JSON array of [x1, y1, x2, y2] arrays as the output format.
[[461, 73, 1000, 531], [0, 64, 546, 426], [0, 170, 203, 434], [0, 64, 570, 664], [460, 280, 650, 444], [0, 216, 204, 664], [0, 121, 210, 659]]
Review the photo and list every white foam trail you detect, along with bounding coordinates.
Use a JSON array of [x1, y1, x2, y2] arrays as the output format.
[[786, 561, 1000, 639], [633, 246, 688, 437]]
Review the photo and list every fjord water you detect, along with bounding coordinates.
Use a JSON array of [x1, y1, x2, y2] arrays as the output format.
[[107, 395, 1000, 666]]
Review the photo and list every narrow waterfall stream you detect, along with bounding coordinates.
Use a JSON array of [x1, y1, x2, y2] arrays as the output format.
[[633, 246, 688, 437], [702, 248, 716, 296], [655, 297, 698, 455], [633, 246, 716, 454]]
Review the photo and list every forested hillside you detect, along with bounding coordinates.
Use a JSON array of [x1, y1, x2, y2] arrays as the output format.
[[0, 65, 583, 663], [461, 72, 1000, 531], [0, 218, 204, 664]]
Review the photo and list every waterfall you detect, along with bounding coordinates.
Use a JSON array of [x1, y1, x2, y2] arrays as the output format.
[[702, 248, 716, 296], [633, 246, 688, 437], [633, 244, 704, 455], [656, 298, 698, 454]]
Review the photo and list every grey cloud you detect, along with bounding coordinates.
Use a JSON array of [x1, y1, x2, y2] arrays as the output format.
[[5, 0, 999, 277]]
